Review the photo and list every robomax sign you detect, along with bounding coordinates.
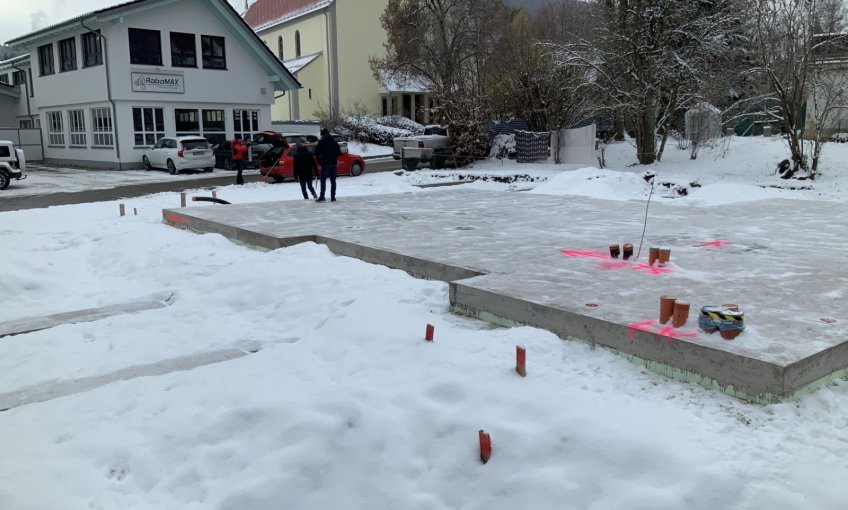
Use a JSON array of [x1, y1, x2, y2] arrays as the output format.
[[131, 73, 185, 93]]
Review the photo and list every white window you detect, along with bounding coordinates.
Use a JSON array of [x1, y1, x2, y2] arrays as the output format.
[[202, 109, 225, 143], [233, 109, 258, 141], [91, 107, 114, 147], [47, 111, 65, 146], [69, 109, 86, 146], [175, 108, 200, 137], [133, 107, 164, 146]]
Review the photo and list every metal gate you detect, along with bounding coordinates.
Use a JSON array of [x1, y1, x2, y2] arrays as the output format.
[[0, 127, 43, 161]]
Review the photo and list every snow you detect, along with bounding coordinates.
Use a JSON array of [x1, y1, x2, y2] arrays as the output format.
[[2, 136, 848, 509]]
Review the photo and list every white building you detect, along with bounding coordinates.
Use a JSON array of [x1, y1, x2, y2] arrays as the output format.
[[0, 0, 300, 169]]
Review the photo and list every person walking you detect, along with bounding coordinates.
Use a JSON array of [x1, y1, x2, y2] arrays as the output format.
[[292, 142, 318, 199], [232, 138, 247, 185], [314, 128, 341, 202]]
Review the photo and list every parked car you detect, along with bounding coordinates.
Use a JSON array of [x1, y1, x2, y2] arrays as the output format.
[[250, 131, 290, 161], [211, 140, 260, 170], [259, 143, 365, 183], [279, 132, 311, 145], [142, 136, 214, 175], [0, 140, 26, 190]]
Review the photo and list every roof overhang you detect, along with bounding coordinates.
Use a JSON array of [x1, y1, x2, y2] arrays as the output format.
[[5, 0, 300, 92], [0, 84, 21, 99]]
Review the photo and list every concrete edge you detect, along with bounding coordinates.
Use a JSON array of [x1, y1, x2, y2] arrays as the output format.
[[317, 236, 485, 281], [0, 293, 174, 339], [162, 208, 308, 251], [449, 282, 789, 404], [0, 347, 253, 411]]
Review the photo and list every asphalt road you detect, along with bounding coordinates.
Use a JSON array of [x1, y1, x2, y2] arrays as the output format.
[[0, 158, 401, 212]]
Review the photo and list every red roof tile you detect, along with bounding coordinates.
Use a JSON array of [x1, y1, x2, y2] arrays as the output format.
[[244, 0, 330, 30]]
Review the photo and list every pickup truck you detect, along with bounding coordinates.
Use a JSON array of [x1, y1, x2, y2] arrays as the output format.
[[392, 125, 452, 169]]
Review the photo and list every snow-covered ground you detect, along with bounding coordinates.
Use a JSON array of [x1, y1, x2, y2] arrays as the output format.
[[2, 136, 847, 510]]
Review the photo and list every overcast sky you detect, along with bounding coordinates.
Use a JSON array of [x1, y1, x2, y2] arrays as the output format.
[[1, 0, 247, 44]]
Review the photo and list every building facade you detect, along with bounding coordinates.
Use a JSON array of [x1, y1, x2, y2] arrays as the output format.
[[244, 0, 430, 123], [1, 0, 300, 169]]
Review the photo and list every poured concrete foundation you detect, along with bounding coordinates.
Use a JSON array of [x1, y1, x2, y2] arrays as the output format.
[[163, 188, 848, 403]]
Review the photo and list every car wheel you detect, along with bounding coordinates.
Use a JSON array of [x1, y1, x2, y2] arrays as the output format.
[[350, 162, 363, 177], [167, 159, 177, 175], [0, 170, 10, 190], [271, 175, 285, 183], [224, 158, 232, 171], [143, 156, 152, 171]]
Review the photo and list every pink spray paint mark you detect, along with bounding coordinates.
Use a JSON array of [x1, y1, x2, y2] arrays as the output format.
[[697, 240, 731, 248], [629, 320, 655, 339], [629, 320, 698, 341], [561, 250, 674, 275], [560, 249, 609, 259], [631, 263, 674, 275], [166, 214, 188, 224]]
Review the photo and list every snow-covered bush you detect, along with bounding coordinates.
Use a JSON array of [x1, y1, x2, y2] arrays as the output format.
[[338, 115, 416, 146], [377, 115, 425, 135], [489, 133, 516, 159]]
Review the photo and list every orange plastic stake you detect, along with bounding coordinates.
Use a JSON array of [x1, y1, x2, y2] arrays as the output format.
[[479, 430, 492, 464], [425, 324, 434, 342], [516, 346, 526, 377]]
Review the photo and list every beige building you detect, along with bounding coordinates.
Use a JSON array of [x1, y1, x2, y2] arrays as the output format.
[[244, 0, 430, 123]]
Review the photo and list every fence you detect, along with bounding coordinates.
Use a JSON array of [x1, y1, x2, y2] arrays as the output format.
[[0, 128, 43, 161]]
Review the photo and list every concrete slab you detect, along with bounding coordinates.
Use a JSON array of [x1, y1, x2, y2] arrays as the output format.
[[162, 189, 848, 403]]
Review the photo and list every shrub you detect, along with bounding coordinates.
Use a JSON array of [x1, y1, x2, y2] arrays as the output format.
[[338, 115, 418, 146]]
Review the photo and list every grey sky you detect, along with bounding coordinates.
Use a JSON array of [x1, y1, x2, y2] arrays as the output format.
[[2, 0, 247, 44]]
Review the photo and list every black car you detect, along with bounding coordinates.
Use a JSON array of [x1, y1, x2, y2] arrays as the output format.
[[211, 140, 261, 170]]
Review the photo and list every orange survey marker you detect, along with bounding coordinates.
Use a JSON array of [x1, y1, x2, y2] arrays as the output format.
[[479, 430, 492, 464], [516, 346, 526, 377], [425, 324, 434, 342]]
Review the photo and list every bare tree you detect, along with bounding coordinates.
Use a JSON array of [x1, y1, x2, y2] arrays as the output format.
[[552, 0, 741, 165], [805, 35, 848, 177], [370, 0, 510, 95], [371, 0, 511, 163], [747, 0, 847, 177], [485, 8, 598, 135]]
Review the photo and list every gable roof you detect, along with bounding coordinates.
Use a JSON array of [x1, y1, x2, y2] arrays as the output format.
[[4, 0, 301, 91], [244, 0, 332, 32]]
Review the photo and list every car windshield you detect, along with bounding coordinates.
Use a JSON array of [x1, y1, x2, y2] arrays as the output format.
[[182, 139, 209, 150], [423, 126, 447, 136], [261, 146, 286, 166]]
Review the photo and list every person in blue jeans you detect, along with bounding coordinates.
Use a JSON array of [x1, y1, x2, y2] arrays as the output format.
[[314, 128, 341, 202]]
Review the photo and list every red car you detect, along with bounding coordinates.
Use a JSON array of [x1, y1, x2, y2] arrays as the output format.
[[260, 143, 365, 182]]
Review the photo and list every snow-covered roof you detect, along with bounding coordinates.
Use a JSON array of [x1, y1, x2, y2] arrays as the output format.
[[0, 54, 31, 69], [283, 52, 321, 74], [377, 70, 431, 94], [244, 0, 332, 33]]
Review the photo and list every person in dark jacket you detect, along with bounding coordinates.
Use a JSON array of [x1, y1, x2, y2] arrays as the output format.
[[314, 128, 341, 202], [232, 138, 248, 185], [292, 142, 318, 199]]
